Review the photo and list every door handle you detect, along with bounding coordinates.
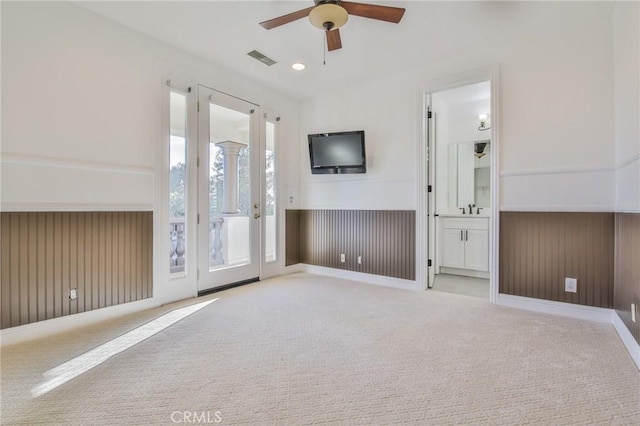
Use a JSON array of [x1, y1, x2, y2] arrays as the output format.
[[466, 230, 468, 241], [460, 230, 463, 241], [253, 213, 261, 219]]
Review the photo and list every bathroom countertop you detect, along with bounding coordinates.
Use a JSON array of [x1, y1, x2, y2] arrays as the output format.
[[437, 213, 491, 218]]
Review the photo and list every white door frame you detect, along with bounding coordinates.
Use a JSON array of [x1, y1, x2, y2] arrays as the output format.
[[197, 85, 261, 293], [260, 109, 281, 280], [157, 68, 286, 303], [416, 66, 500, 303], [158, 74, 199, 304]]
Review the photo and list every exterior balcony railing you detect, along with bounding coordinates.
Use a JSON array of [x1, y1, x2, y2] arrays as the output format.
[[170, 214, 275, 274], [170, 216, 227, 274], [170, 218, 187, 274]]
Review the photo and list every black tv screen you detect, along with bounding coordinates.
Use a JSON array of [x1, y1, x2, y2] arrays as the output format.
[[308, 131, 366, 174]]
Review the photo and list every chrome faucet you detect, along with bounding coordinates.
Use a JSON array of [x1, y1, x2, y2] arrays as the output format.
[[461, 204, 480, 214]]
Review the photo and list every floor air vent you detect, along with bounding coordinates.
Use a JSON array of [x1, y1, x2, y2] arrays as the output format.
[[247, 50, 277, 66]]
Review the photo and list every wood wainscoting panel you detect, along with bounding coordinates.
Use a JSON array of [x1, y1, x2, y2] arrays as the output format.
[[614, 213, 640, 344], [285, 210, 301, 266], [500, 212, 614, 308], [0, 211, 153, 329], [290, 210, 415, 280]]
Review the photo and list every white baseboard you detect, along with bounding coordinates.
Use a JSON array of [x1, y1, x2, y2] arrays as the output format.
[[496, 294, 640, 370], [0, 298, 159, 347], [298, 264, 418, 291], [283, 264, 305, 274], [496, 294, 613, 323], [611, 311, 640, 370]]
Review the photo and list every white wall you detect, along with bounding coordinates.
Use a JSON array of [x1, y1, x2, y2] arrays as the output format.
[[612, 1, 640, 212], [499, 6, 615, 212], [448, 100, 492, 146], [1, 1, 300, 304], [1, 1, 157, 209], [299, 79, 417, 210], [298, 2, 616, 212], [1, 1, 299, 210]]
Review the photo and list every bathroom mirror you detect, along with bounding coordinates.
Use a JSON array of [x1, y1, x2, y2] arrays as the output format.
[[447, 141, 491, 209]]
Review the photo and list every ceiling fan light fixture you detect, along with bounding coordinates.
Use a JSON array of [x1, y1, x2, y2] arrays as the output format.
[[309, 3, 348, 30], [474, 141, 489, 158]]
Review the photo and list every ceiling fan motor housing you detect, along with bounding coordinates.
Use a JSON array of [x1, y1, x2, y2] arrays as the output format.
[[309, 1, 349, 31], [314, 0, 341, 5]]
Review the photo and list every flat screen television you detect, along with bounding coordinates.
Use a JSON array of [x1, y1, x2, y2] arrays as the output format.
[[308, 130, 366, 174]]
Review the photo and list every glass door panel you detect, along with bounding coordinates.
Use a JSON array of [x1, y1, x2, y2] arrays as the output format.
[[198, 86, 259, 292], [169, 91, 187, 276], [264, 119, 276, 263]]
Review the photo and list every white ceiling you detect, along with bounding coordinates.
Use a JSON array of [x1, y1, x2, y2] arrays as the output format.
[[75, 1, 614, 100]]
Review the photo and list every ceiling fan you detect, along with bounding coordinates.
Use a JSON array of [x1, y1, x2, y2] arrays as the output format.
[[259, 1, 406, 51]]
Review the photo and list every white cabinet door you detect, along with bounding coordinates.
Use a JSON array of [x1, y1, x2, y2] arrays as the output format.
[[442, 228, 465, 269], [465, 229, 489, 271]]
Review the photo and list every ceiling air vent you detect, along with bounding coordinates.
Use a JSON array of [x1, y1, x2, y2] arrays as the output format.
[[247, 50, 277, 66]]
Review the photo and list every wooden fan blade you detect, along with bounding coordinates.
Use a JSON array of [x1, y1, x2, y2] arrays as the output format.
[[259, 6, 315, 30], [341, 1, 405, 23], [326, 29, 342, 51]]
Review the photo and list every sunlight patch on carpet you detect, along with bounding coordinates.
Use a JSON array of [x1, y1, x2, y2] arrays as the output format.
[[31, 299, 217, 397]]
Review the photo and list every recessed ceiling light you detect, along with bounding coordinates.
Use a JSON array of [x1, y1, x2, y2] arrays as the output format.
[[291, 62, 306, 71]]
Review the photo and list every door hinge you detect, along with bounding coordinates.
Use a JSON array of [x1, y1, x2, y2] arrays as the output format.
[[197, 157, 200, 167], [197, 213, 200, 224], [427, 185, 432, 193], [197, 269, 200, 280], [427, 111, 432, 119], [197, 101, 200, 112], [428, 259, 432, 267]]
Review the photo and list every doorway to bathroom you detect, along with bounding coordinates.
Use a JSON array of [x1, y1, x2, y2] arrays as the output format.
[[417, 68, 499, 302]]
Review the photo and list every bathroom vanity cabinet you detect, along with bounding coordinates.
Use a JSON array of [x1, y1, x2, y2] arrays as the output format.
[[440, 216, 489, 276]]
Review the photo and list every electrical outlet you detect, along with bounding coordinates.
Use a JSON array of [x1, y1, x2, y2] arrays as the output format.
[[357, 255, 362, 264], [340, 253, 345, 263], [632, 303, 637, 323], [565, 277, 577, 293], [69, 288, 77, 300]]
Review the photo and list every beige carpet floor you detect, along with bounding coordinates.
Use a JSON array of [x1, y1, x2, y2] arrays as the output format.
[[1, 273, 639, 425]]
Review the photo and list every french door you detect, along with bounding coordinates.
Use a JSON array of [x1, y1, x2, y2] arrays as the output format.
[[197, 86, 261, 292]]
